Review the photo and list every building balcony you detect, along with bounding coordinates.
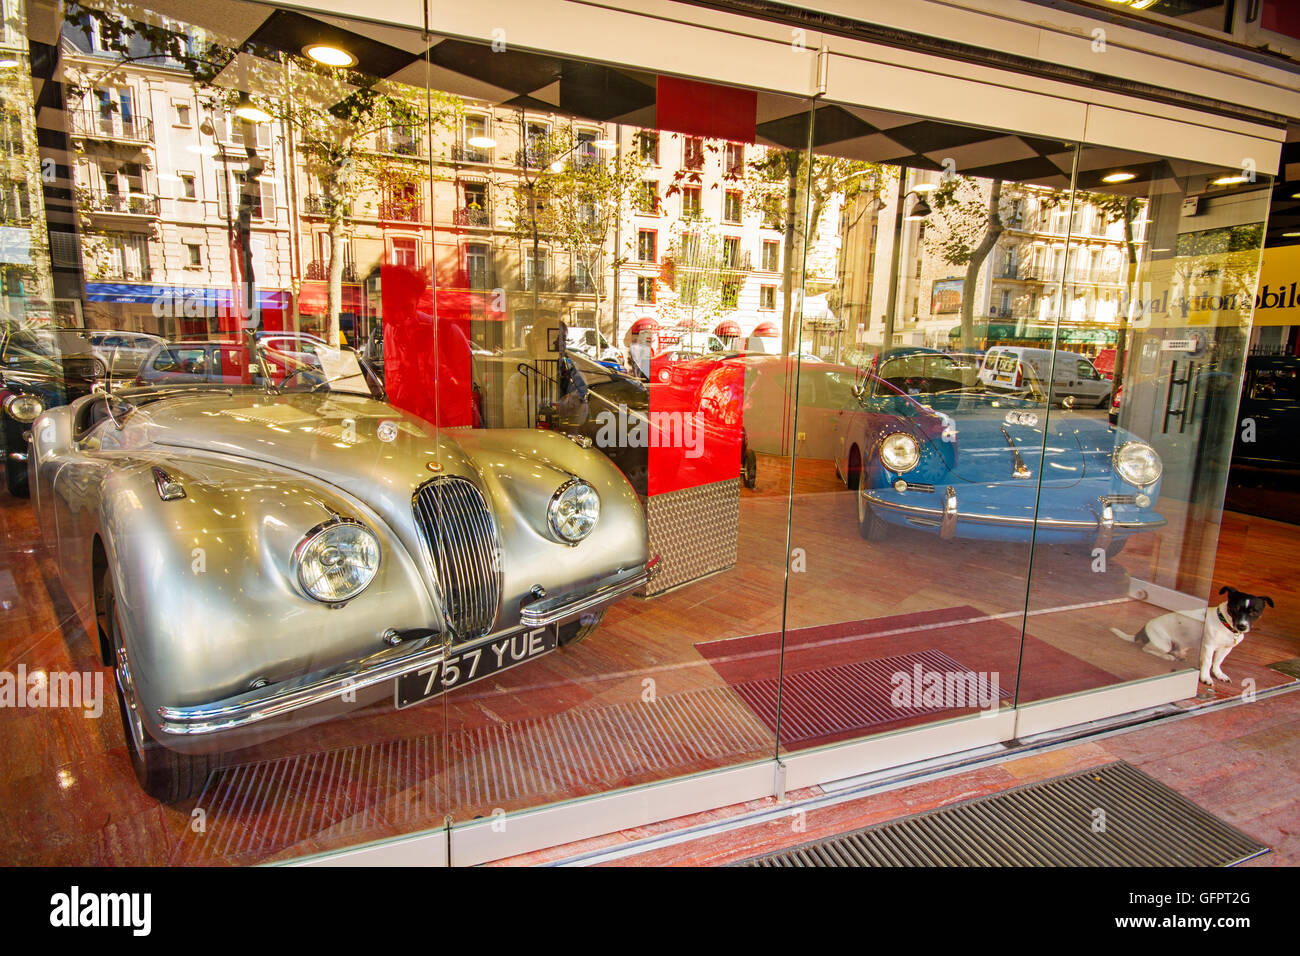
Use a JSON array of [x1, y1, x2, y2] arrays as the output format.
[[515, 146, 551, 169], [375, 132, 424, 157], [69, 110, 153, 144], [451, 143, 492, 164], [303, 194, 351, 218], [86, 191, 160, 216], [304, 260, 360, 282], [378, 201, 425, 223], [453, 206, 492, 228]]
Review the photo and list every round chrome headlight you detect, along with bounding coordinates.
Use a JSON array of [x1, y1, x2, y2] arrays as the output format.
[[879, 432, 921, 473], [548, 479, 600, 544], [3, 394, 43, 423], [292, 519, 380, 604], [1114, 441, 1162, 487]]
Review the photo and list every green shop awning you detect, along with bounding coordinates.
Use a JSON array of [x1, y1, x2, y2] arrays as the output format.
[[948, 323, 1117, 345]]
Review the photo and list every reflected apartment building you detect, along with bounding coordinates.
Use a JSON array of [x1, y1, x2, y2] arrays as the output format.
[[1, 0, 52, 322], [837, 175, 1150, 358], [58, 21, 295, 337]]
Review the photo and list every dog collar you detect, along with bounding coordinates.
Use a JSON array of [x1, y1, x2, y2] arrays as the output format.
[[1217, 608, 1240, 634]]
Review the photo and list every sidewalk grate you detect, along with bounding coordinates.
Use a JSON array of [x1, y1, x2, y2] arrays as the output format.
[[736, 762, 1269, 867]]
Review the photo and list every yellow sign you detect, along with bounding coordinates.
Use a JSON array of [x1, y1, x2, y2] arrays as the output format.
[[1252, 244, 1300, 327]]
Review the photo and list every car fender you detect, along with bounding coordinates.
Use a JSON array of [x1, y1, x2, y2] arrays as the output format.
[[94, 456, 439, 738]]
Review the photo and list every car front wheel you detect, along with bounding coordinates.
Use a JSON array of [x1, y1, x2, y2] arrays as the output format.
[[4, 454, 28, 498], [104, 574, 217, 802], [856, 484, 889, 541]]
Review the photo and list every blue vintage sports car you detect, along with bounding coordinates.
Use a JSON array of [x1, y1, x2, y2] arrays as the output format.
[[834, 350, 1165, 556]]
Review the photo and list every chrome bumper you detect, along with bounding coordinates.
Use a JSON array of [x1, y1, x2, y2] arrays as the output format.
[[519, 555, 660, 628], [156, 631, 447, 737], [156, 557, 659, 739], [865, 488, 1165, 546]]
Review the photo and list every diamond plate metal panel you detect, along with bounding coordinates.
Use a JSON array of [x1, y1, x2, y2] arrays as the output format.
[[641, 479, 739, 596]]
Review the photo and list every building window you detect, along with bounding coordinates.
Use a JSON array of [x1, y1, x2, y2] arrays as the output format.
[[760, 285, 776, 310], [762, 240, 779, 272], [172, 101, 191, 127], [391, 237, 419, 269], [636, 275, 655, 304], [523, 122, 549, 166], [525, 249, 548, 290], [682, 186, 701, 219], [103, 234, 150, 280], [724, 142, 744, 177], [638, 131, 659, 164], [1, 180, 31, 220], [466, 243, 490, 289], [179, 172, 196, 200], [463, 115, 491, 162], [683, 136, 704, 170], [723, 236, 740, 269], [723, 190, 742, 223], [638, 229, 656, 263], [721, 280, 739, 309], [638, 181, 659, 214], [576, 129, 599, 167], [185, 243, 201, 267]]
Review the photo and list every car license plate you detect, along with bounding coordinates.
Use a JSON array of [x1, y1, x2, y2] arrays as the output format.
[[394, 625, 557, 709]]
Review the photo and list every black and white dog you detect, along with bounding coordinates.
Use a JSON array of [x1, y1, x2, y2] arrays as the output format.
[[1110, 587, 1274, 685]]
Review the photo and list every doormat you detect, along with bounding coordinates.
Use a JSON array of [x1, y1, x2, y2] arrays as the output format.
[[696, 606, 1116, 748], [735, 761, 1269, 867], [726, 648, 1010, 744]]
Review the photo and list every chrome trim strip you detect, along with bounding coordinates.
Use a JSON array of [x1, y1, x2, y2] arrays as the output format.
[[863, 492, 1167, 532], [156, 632, 446, 736], [520, 557, 660, 628]]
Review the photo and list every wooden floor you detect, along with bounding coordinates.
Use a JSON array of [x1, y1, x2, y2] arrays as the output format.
[[1, 453, 1296, 865]]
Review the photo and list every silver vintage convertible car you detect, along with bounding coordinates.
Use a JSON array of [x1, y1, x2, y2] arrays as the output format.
[[29, 339, 654, 800]]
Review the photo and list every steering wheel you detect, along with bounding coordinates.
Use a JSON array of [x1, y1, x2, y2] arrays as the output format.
[[278, 365, 329, 392]]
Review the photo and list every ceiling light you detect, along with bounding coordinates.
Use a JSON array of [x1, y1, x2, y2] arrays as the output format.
[[1211, 175, 1249, 186], [0, 57, 20, 69], [304, 44, 357, 68], [911, 182, 938, 194], [1102, 172, 1137, 183], [593, 138, 617, 151], [232, 93, 272, 124], [1284, 232, 1300, 238], [549, 159, 564, 173], [467, 135, 496, 149]]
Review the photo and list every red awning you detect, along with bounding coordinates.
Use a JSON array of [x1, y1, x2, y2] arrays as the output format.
[[299, 282, 364, 316], [628, 317, 661, 335], [714, 320, 741, 336], [751, 321, 778, 337]]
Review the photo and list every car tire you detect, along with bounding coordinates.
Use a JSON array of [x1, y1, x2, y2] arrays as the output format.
[[5, 455, 28, 498], [558, 608, 606, 647], [91, 358, 108, 379], [104, 575, 217, 802], [742, 449, 757, 489], [856, 485, 888, 541]]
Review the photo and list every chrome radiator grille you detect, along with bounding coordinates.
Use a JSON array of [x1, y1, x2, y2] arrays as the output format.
[[412, 477, 501, 641]]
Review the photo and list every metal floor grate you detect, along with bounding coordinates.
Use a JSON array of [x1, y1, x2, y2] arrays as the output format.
[[738, 762, 1269, 867]]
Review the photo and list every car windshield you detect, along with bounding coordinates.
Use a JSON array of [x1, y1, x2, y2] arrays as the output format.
[[567, 351, 641, 390], [876, 351, 1046, 403], [2, 328, 92, 369], [256, 341, 377, 396]]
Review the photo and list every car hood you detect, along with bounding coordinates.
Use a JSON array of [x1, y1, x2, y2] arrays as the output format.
[[914, 393, 1087, 486], [125, 391, 600, 539]]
